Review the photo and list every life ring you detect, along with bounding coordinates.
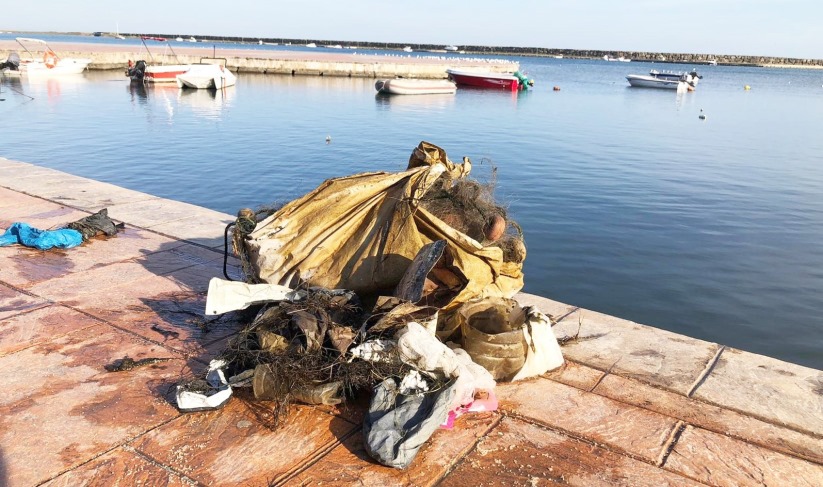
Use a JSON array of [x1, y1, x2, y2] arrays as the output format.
[[43, 50, 57, 69]]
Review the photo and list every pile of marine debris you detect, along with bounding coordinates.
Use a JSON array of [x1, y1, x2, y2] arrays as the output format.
[[181, 142, 564, 469]]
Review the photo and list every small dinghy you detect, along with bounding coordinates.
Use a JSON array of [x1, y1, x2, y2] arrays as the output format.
[[375, 78, 457, 95]]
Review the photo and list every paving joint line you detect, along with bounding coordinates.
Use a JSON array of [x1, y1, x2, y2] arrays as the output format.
[[433, 413, 505, 486], [687, 345, 726, 397], [271, 425, 362, 486], [656, 420, 687, 467], [33, 414, 184, 486]]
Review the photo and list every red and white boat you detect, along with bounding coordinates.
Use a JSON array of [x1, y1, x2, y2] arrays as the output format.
[[445, 68, 533, 91], [126, 36, 191, 83]]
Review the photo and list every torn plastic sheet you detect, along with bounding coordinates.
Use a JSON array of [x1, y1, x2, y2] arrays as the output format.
[[349, 339, 397, 363], [364, 377, 458, 469], [441, 389, 499, 430], [510, 306, 564, 381], [398, 369, 429, 395], [205, 277, 302, 315], [176, 359, 232, 412]]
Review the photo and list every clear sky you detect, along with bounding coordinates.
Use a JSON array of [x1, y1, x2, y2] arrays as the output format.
[[4, 0, 821, 59]]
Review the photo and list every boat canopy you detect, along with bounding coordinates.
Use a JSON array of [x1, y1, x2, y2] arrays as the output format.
[[15, 37, 49, 44]]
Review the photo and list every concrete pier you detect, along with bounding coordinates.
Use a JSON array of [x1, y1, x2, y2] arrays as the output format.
[[1, 158, 822, 486], [0, 40, 519, 78]]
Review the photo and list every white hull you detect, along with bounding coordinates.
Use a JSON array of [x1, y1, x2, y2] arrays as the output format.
[[375, 78, 457, 95], [176, 63, 237, 89], [19, 58, 91, 75], [626, 75, 685, 90]]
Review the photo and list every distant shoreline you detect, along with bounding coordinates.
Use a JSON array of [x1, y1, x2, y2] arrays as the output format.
[[5, 31, 823, 69]]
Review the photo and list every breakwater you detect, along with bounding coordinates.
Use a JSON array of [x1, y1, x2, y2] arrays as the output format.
[[130, 33, 823, 68]]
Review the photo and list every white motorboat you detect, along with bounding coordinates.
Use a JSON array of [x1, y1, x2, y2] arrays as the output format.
[[402, 46, 413, 52], [306, 42, 317, 48], [444, 45, 458, 52], [375, 78, 457, 95], [9, 37, 91, 76], [626, 74, 690, 90], [605, 55, 630, 62], [649, 69, 702, 86], [126, 36, 191, 83], [176, 61, 236, 89]]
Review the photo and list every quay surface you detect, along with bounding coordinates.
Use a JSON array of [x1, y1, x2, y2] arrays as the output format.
[[1, 157, 822, 486], [0, 41, 518, 79]]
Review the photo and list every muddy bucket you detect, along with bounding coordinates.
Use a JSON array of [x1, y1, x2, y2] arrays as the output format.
[[458, 297, 528, 381]]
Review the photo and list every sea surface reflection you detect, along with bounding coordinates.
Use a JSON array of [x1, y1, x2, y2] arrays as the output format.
[[2, 58, 823, 369]]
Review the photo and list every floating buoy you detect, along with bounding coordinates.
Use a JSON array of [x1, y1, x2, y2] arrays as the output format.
[[325, 135, 332, 144], [553, 86, 561, 91], [744, 85, 751, 90], [483, 214, 506, 242], [698, 109, 707, 120]]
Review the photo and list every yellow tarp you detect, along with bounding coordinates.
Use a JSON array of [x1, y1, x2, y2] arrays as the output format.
[[244, 142, 523, 311]]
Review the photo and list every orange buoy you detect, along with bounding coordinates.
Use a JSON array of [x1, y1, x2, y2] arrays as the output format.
[[43, 50, 57, 69], [484, 214, 506, 242]]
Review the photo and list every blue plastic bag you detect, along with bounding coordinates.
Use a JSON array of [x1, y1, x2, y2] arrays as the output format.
[[0, 222, 84, 250]]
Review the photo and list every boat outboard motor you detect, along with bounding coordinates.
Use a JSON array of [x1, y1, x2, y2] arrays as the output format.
[[0, 51, 20, 71], [127, 60, 147, 82]]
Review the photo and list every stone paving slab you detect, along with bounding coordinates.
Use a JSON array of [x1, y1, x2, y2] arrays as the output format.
[[691, 347, 823, 437], [0, 227, 187, 289], [42, 447, 198, 486], [0, 200, 89, 230], [594, 373, 823, 465], [0, 323, 186, 486], [542, 360, 605, 391], [0, 186, 52, 211], [0, 160, 159, 212], [552, 308, 720, 395], [0, 283, 48, 320], [132, 402, 359, 486], [43, 273, 242, 357], [496, 378, 679, 464], [0, 304, 101, 356], [441, 417, 703, 487], [665, 425, 823, 486], [284, 413, 499, 486], [150, 214, 235, 249]]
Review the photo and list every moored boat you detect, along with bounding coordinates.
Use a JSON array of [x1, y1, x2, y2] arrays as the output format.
[[626, 74, 690, 90], [649, 69, 702, 86], [375, 78, 457, 95], [11, 37, 91, 76], [176, 61, 236, 89], [446, 68, 533, 91], [126, 36, 191, 83]]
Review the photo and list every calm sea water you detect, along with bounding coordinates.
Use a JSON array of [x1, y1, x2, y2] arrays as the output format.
[[2, 35, 822, 369]]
